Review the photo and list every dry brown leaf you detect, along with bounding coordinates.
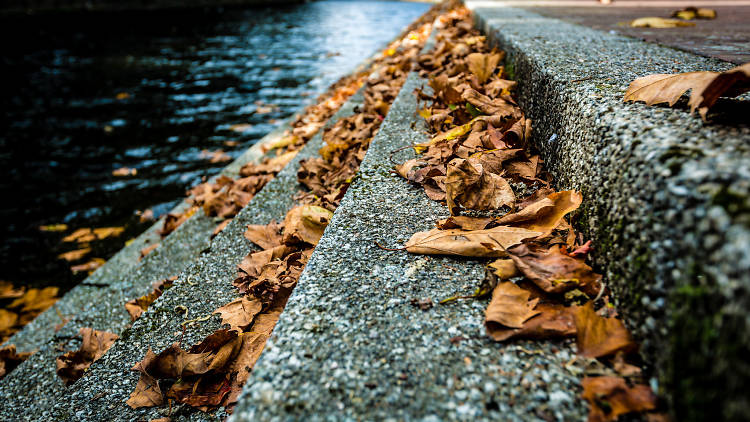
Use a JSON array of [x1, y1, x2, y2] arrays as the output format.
[[70, 258, 106, 275], [0, 310, 18, 335], [508, 245, 601, 295], [629, 17, 695, 28], [582, 376, 657, 422], [139, 243, 159, 259], [127, 349, 164, 409], [445, 158, 515, 214], [56, 328, 119, 385], [8, 287, 59, 314], [57, 248, 91, 262], [214, 296, 264, 332], [244, 221, 283, 250], [497, 190, 582, 234], [461, 88, 516, 117], [0, 281, 24, 299], [92, 227, 125, 240], [405, 226, 541, 258], [575, 302, 636, 358], [485, 281, 540, 330], [487, 303, 577, 342], [282, 205, 333, 246], [466, 52, 503, 84], [125, 277, 176, 321], [436, 216, 494, 231], [488, 258, 519, 279], [112, 167, 137, 177], [624, 62, 750, 120], [0, 344, 32, 378]]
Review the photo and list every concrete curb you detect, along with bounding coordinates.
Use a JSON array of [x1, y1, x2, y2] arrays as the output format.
[[231, 70, 587, 421], [468, 3, 750, 420], [0, 88, 366, 422]]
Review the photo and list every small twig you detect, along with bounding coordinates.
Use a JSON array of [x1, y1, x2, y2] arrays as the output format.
[[374, 241, 407, 251], [181, 313, 211, 328], [388, 144, 416, 165]]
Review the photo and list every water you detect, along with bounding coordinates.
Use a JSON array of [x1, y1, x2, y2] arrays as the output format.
[[0, 0, 429, 291]]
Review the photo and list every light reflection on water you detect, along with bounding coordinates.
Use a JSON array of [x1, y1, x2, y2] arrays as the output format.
[[0, 0, 429, 290]]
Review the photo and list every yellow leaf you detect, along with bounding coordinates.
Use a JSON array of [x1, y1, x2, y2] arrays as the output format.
[[629, 17, 695, 28]]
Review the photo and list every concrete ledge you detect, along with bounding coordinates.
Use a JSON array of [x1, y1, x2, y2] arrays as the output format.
[[468, 3, 750, 420], [232, 71, 587, 421], [0, 89, 366, 422]]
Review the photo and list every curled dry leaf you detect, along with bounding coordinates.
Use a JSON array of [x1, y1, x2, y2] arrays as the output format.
[[125, 277, 176, 321], [508, 244, 602, 295], [466, 52, 503, 84], [244, 221, 283, 250], [624, 62, 750, 120], [57, 248, 91, 262], [445, 158, 515, 214], [582, 376, 657, 422], [0, 344, 32, 378], [574, 302, 636, 358], [56, 327, 119, 385], [214, 296, 263, 332], [485, 281, 540, 330], [487, 303, 577, 342], [405, 226, 541, 258], [488, 258, 519, 280], [629, 17, 695, 28], [497, 190, 582, 234], [436, 215, 494, 231], [282, 205, 333, 246]]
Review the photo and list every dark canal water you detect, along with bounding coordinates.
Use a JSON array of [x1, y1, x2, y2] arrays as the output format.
[[0, 1, 429, 291]]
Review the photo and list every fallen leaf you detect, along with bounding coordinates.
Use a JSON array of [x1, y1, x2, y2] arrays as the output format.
[[405, 226, 541, 258], [445, 157, 515, 214], [62, 228, 96, 243], [125, 277, 176, 321], [244, 221, 283, 250], [0, 345, 32, 378], [212, 219, 232, 238], [461, 88, 516, 117], [58, 248, 91, 262], [0, 281, 25, 299], [497, 190, 582, 234], [112, 167, 137, 177], [200, 149, 232, 163], [508, 244, 601, 295], [93, 227, 125, 240], [282, 205, 333, 246], [436, 216, 494, 231], [466, 52, 503, 84], [229, 123, 254, 132], [488, 258, 519, 279], [140, 243, 159, 259], [214, 296, 264, 332], [575, 302, 636, 358], [8, 287, 59, 314], [582, 376, 657, 422], [39, 224, 68, 232], [485, 281, 540, 330], [672, 7, 716, 20], [629, 17, 695, 28], [487, 303, 577, 342], [56, 328, 119, 385], [624, 62, 750, 120], [70, 258, 106, 274]]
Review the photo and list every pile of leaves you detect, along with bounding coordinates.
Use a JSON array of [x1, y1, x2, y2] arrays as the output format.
[[393, 8, 664, 422], [124, 1, 452, 414], [158, 71, 369, 239], [0, 281, 58, 345]]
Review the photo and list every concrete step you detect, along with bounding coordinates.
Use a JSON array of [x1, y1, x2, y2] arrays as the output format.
[[466, 2, 750, 420], [230, 70, 587, 421], [0, 86, 368, 421], [2, 123, 285, 356]]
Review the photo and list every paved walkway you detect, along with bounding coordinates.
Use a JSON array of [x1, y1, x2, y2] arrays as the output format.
[[468, 0, 750, 63]]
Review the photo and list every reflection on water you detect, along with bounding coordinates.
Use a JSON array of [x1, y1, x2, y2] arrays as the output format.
[[0, 1, 429, 290]]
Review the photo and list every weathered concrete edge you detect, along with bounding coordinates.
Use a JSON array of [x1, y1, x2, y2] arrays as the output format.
[[232, 67, 588, 420], [468, 4, 750, 420], [25, 89, 367, 422], [2, 122, 289, 354]]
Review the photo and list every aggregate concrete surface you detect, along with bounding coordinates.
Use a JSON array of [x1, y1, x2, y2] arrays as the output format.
[[231, 72, 587, 422], [0, 93, 364, 421], [468, 3, 750, 420]]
